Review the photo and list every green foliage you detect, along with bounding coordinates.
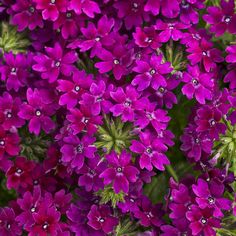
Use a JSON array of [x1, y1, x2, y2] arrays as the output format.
[[115, 218, 139, 236], [0, 22, 29, 54], [95, 115, 136, 154], [96, 186, 125, 208], [19, 126, 52, 162]]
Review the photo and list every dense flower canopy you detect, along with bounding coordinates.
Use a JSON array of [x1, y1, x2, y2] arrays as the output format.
[[0, 0, 235, 235]]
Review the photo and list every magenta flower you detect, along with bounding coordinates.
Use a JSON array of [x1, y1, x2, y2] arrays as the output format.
[[109, 86, 146, 122], [195, 105, 226, 139], [133, 26, 160, 49], [152, 76, 179, 109], [95, 46, 133, 80], [26, 205, 61, 236], [203, 0, 236, 37], [114, 0, 148, 30], [182, 65, 214, 104], [168, 183, 193, 228], [179, 0, 205, 24], [80, 80, 112, 116], [87, 205, 118, 234], [33, 0, 67, 21], [187, 39, 224, 72], [33, 42, 78, 83], [16, 187, 41, 228], [130, 131, 170, 171], [68, 0, 100, 18], [99, 150, 139, 193], [0, 52, 32, 91], [6, 157, 36, 189], [11, 0, 43, 31], [78, 155, 106, 192], [18, 88, 57, 135], [0, 92, 24, 129], [67, 203, 104, 236], [53, 11, 82, 39], [0, 207, 22, 236], [57, 70, 93, 109], [0, 126, 20, 158], [224, 45, 236, 89], [180, 124, 213, 161], [60, 134, 96, 170], [186, 205, 220, 236], [192, 178, 231, 217], [77, 15, 114, 57], [132, 54, 172, 91], [134, 102, 171, 133], [134, 196, 163, 227], [67, 106, 103, 135], [155, 20, 190, 42], [144, 0, 180, 18]]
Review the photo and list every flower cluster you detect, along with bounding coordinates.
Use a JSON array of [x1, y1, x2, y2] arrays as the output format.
[[0, 0, 235, 235]]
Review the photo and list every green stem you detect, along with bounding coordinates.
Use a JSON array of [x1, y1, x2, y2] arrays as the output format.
[[166, 165, 179, 182]]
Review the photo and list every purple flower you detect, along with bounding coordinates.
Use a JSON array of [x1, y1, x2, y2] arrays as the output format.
[[67, 106, 103, 135], [134, 196, 163, 227], [226, 45, 236, 63], [60, 134, 96, 170], [134, 102, 171, 133], [33, 0, 67, 21], [0, 92, 24, 129], [78, 154, 106, 192], [87, 205, 118, 234], [11, 0, 43, 31], [67, 203, 104, 236], [57, 70, 93, 109], [181, 27, 211, 47], [77, 15, 114, 57], [0, 52, 32, 91], [0, 207, 22, 236], [186, 205, 220, 236], [80, 80, 112, 116], [18, 88, 57, 135], [132, 54, 172, 91], [168, 183, 193, 231], [133, 26, 160, 49], [110, 86, 146, 122], [33, 42, 78, 83], [203, 0, 236, 37], [130, 131, 170, 171], [114, 0, 148, 30], [6, 157, 36, 189], [195, 105, 226, 139], [160, 225, 191, 236], [187, 39, 224, 72], [27, 204, 61, 236], [68, 0, 101, 18], [155, 20, 190, 42], [99, 150, 139, 193], [144, 0, 180, 18], [152, 76, 179, 109], [95, 46, 133, 80], [182, 65, 214, 104], [180, 124, 213, 161], [180, 0, 205, 24], [224, 45, 236, 89], [16, 187, 41, 228], [118, 183, 142, 213], [0, 126, 20, 158], [192, 178, 231, 217], [228, 95, 236, 125], [53, 10, 82, 39]]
